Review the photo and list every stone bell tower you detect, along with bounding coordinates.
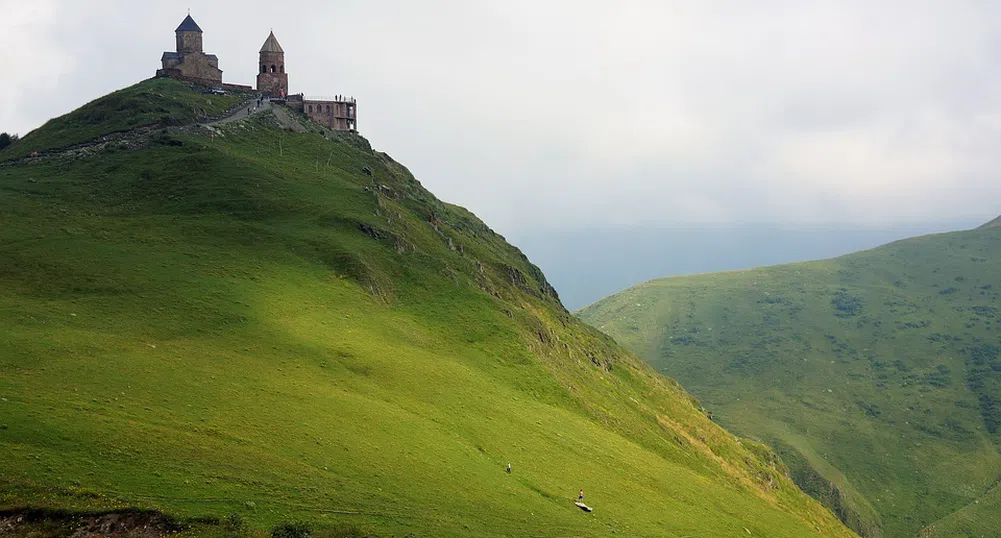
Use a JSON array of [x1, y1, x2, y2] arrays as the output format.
[[175, 14, 204, 54], [257, 31, 288, 97]]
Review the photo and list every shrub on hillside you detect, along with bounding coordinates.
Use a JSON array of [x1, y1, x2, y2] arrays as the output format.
[[272, 522, 312, 538], [224, 513, 246, 532], [831, 290, 862, 318], [979, 394, 1001, 434], [0, 132, 18, 151]]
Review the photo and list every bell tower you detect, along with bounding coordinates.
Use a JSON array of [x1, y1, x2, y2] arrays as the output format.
[[257, 31, 288, 97], [175, 14, 203, 54]]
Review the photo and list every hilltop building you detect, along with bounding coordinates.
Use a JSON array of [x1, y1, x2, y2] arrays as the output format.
[[157, 15, 224, 86], [298, 97, 358, 132], [255, 32, 357, 132], [257, 32, 288, 97], [155, 15, 357, 132]]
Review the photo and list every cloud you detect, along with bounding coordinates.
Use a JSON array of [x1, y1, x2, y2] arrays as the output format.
[[4, 0, 1001, 232]]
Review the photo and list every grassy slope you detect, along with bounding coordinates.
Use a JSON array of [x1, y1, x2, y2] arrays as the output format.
[[0, 78, 243, 160], [0, 80, 853, 537], [920, 481, 1001, 537], [580, 229, 1001, 537]]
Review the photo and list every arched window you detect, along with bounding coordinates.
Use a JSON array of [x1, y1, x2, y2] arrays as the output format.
[[308, 105, 313, 113], [261, 64, 266, 74], [271, 65, 276, 73], [326, 105, 331, 113], [279, 65, 284, 73]]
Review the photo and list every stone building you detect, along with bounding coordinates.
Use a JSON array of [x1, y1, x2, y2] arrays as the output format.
[[301, 97, 358, 132], [257, 32, 288, 97], [157, 15, 223, 86], [154, 14, 357, 132], [255, 31, 358, 132]]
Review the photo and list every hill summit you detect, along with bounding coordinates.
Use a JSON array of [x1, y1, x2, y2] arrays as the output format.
[[0, 79, 854, 537]]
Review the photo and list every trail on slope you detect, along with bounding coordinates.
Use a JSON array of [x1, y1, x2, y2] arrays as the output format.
[[0, 97, 270, 168]]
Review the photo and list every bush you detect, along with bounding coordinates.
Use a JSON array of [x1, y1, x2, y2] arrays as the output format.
[[272, 522, 312, 538], [225, 513, 246, 530], [831, 290, 862, 318], [0, 132, 18, 151]]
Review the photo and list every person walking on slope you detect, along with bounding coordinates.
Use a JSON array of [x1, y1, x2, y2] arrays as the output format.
[[578, 489, 584, 502]]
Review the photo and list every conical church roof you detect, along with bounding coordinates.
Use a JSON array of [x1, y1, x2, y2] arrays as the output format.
[[175, 14, 203, 33], [260, 32, 284, 53]]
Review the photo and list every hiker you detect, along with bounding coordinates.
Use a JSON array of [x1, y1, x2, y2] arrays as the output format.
[[506, 463, 511, 473], [578, 489, 584, 502]]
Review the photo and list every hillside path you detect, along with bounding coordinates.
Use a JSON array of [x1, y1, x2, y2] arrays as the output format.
[[0, 96, 273, 169], [206, 98, 272, 126]]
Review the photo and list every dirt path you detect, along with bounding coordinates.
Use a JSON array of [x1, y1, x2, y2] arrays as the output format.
[[0, 97, 274, 169], [205, 98, 272, 126]]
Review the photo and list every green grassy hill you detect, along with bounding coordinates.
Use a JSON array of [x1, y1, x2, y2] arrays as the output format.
[[579, 226, 1001, 537], [0, 78, 854, 537]]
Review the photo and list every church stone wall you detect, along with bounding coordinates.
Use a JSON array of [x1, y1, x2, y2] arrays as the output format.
[[257, 72, 288, 97], [174, 53, 222, 84], [176, 32, 203, 54]]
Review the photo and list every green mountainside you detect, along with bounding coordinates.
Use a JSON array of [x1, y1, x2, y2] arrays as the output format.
[[0, 79, 854, 537], [981, 216, 1001, 230], [579, 226, 1001, 538]]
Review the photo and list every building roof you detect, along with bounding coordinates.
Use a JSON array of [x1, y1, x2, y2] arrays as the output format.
[[260, 31, 284, 53], [176, 15, 203, 33]]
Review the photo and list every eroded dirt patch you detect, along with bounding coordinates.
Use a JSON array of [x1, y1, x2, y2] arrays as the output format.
[[0, 509, 180, 538]]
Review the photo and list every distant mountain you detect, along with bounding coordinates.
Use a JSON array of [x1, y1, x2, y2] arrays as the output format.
[[580, 226, 1001, 537], [0, 78, 854, 537], [513, 223, 983, 310], [981, 215, 1001, 229]]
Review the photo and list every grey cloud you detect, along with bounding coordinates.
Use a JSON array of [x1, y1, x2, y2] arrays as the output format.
[[3, 0, 1000, 234]]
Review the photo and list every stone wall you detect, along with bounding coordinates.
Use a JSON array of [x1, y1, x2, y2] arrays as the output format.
[[176, 32, 203, 54], [164, 52, 222, 85], [257, 51, 287, 97], [257, 72, 288, 97], [154, 70, 247, 91]]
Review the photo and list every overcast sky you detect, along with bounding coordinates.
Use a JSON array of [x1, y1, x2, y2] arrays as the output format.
[[4, 0, 1001, 235]]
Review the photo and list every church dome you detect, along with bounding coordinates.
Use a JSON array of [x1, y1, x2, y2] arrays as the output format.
[[175, 14, 203, 33]]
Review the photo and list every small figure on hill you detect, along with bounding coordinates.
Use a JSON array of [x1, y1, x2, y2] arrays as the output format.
[[578, 489, 584, 502], [506, 463, 511, 473]]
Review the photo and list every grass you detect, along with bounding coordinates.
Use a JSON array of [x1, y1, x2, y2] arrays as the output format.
[[920, 480, 1001, 537], [579, 227, 1001, 537], [0, 79, 854, 537], [0, 77, 244, 160]]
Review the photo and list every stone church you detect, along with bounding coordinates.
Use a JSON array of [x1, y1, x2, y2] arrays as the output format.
[[156, 14, 357, 132], [157, 15, 224, 86]]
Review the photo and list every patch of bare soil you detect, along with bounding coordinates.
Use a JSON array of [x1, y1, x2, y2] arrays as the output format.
[[0, 509, 180, 538]]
